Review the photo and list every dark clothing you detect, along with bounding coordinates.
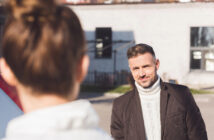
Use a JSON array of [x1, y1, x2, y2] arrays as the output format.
[[111, 82, 207, 140]]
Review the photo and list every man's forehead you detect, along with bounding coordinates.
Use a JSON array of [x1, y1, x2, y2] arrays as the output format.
[[128, 53, 154, 61], [128, 53, 156, 66]]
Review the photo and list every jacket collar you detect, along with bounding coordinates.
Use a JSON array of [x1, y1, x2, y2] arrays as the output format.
[[133, 79, 170, 140], [160, 80, 170, 140], [133, 88, 146, 139]]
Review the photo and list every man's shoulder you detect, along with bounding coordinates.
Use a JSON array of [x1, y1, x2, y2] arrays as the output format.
[[163, 82, 193, 106], [112, 89, 136, 109], [114, 89, 135, 101], [164, 82, 189, 93]]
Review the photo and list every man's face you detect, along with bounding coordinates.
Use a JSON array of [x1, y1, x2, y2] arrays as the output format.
[[128, 53, 159, 88]]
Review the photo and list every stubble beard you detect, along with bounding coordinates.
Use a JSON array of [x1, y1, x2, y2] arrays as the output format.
[[138, 75, 158, 89]]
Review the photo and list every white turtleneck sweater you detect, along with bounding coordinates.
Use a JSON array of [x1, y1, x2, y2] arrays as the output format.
[[135, 77, 161, 140]]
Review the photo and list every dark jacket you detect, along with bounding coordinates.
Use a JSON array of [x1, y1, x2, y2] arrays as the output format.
[[111, 82, 207, 140]]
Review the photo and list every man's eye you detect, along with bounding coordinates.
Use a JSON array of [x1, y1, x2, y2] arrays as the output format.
[[143, 65, 150, 68], [133, 68, 139, 70]]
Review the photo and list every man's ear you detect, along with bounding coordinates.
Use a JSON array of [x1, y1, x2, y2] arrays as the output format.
[[76, 55, 89, 83], [155, 59, 160, 70], [0, 58, 17, 86]]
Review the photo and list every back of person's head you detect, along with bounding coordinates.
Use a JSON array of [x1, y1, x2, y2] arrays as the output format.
[[1, 0, 86, 98], [127, 43, 156, 59]]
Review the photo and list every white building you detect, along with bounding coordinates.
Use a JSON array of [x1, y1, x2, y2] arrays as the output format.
[[69, 3, 214, 88]]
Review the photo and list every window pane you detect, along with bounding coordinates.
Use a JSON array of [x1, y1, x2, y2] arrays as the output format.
[[95, 39, 103, 58], [205, 51, 214, 71], [191, 27, 214, 47], [95, 27, 112, 58], [190, 51, 201, 69], [205, 60, 214, 71]]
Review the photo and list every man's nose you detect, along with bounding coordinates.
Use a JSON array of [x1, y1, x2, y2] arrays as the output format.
[[138, 68, 146, 77]]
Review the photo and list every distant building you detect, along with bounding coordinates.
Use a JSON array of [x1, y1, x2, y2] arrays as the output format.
[[70, 3, 214, 88], [1, 2, 214, 88]]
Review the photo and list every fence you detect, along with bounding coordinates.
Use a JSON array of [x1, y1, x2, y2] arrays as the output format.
[[83, 71, 130, 87]]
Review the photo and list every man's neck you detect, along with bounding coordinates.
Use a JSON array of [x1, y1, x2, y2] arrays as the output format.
[[135, 76, 160, 94]]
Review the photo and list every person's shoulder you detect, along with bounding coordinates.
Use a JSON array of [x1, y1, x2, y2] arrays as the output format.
[[1, 128, 113, 140], [164, 82, 189, 93], [163, 82, 193, 107], [66, 128, 113, 140], [114, 89, 135, 102], [112, 89, 135, 109]]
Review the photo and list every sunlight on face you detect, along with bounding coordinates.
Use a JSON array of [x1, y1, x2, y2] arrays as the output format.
[[128, 53, 159, 88]]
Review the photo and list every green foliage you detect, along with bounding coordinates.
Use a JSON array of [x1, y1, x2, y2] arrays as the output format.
[[108, 85, 132, 94], [190, 88, 213, 94], [81, 84, 132, 94]]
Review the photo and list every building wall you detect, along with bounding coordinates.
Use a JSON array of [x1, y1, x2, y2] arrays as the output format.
[[85, 30, 135, 73], [70, 3, 214, 87]]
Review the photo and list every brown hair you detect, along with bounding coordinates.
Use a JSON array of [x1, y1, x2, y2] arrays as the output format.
[[127, 43, 156, 59], [1, 0, 86, 98]]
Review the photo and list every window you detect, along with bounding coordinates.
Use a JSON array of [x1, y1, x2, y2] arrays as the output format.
[[190, 27, 214, 71], [95, 27, 112, 58]]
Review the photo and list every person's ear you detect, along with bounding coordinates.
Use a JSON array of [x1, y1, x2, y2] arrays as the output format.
[[155, 59, 160, 70], [0, 58, 17, 86], [76, 55, 89, 83]]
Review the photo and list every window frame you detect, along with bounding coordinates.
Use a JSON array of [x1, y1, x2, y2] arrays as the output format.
[[95, 27, 112, 59], [190, 27, 214, 72]]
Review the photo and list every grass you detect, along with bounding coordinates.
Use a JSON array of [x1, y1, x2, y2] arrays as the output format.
[[81, 84, 214, 94], [190, 88, 213, 94], [107, 85, 132, 93], [80, 85, 132, 94]]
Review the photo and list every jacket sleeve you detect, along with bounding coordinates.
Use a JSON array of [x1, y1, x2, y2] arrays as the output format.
[[111, 100, 124, 140], [186, 89, 208, 140]]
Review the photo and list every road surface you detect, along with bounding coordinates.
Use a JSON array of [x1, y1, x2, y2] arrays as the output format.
[[80, 93, 214, 139]]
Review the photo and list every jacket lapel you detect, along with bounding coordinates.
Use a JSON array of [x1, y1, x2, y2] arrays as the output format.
[[133, 88, 146, 140], [160, 82, 170, 140], [131, 81, 170, 140]]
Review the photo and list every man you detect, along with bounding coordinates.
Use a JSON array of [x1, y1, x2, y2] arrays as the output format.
[[111, 43, 207, 140]]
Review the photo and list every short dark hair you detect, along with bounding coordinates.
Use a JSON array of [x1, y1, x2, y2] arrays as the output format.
[[127, 43, 156, 59], [2, 0, 86, 98]]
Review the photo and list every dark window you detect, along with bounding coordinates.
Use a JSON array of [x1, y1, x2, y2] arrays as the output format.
[[95, 27, 112, 58], [190, 27, 214, 71], [191, 27, 214, 47], [190, 51, 201, 69]]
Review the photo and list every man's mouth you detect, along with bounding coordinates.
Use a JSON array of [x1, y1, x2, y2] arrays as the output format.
[[139, 76, 149, 81]]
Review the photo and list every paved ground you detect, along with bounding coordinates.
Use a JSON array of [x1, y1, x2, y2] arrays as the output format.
[[79, 93, 214, 139], [194, 94, 214, 140]]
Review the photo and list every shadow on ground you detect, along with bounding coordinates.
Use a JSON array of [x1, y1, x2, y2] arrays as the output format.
[[201, 86, 214, 91], [78, 92, 105, 99], [89, 98, 114, 104], [78, 92, 115, 104]]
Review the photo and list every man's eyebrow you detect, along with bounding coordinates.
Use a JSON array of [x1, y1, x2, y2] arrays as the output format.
[[142, 64, 150, 68], [132, 66, 139, 69]]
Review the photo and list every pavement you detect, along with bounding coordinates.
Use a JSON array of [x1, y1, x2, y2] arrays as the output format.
[[79, 92, 214, 139], [194, 94, 214, 140]]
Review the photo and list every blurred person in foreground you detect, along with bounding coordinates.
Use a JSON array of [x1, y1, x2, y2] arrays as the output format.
[[111, 43, 207, 140], [0, 0, 112, 139]]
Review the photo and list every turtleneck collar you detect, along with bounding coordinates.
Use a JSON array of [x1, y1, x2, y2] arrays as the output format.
[[135, 76, 160, 95]]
